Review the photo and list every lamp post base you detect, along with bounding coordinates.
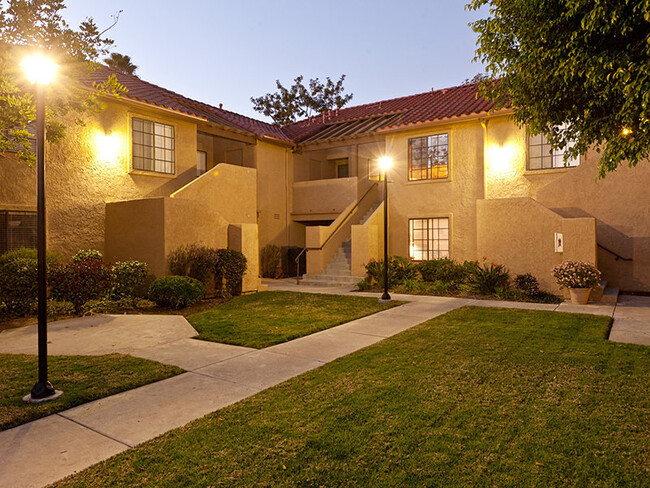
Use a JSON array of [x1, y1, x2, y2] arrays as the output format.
[[25, 381, 60, 403], [379, 292, 392, 303]]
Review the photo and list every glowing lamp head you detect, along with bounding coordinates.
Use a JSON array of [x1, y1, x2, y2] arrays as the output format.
[[622, 127, 632, 136], [20, 55, 59, 85], [378, 156, 393, 173]]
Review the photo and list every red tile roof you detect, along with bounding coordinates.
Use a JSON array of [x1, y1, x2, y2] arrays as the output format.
[[84, 67, 505, 146], [282, 83, 504, 143], [83, 66, 291, 142]]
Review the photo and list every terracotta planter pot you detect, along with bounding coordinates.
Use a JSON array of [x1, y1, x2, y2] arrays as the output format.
[[569, 288, 591, 305]]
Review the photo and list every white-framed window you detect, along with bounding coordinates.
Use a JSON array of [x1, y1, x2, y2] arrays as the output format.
[[132, 117, 175, 174], [527, 124, 579, 170], [409, 217, 449, 261], [196, 150, 207, 176], [408, 133, 449, 180]]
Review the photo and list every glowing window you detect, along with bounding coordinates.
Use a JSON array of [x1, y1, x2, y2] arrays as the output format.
[[132, 117, 175, 174], [409, 217, 449, 261], [408, 134, 449, 180]]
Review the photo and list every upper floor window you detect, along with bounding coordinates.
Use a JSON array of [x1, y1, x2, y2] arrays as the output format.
[[408, 133, 449, 180], [527, 125, 579, 170], [331, 158, 349, 178], [196, 150, 207, 176], [132, 117, 175, 174]]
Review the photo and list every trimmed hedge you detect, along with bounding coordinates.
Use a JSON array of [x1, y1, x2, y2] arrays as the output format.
[[148, 276, 205, 309], [50, 253, 113, 314]]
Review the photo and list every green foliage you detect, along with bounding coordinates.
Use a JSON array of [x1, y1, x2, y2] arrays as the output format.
[[167, 244, 219, 286], [260, 244, 282, 278], [0, 257, 37, 315], [251, 75, 353, 125], [513, 273, 541, 297], [81, 297, 155, 315], [467, 261, 510, 296], [111, 260, 149, 298], [104, 52, 137, 76], [467, 0, 650, 176], [0, 247, 61, 267], [417, 258, 478, 289], [215, 249, 247, 298], [148, 276, 204, 310], [72, 249, 103, 263], [0, 0, 127, 164], [364, 256, 418, 289], [46, 300, 74, 317], [50, 254, 113, 313]]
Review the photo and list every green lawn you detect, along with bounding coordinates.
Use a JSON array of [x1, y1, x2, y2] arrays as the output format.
[[0, 354, 183, 431], [187, 291, 401, 348], [53, 307, 649, 487]]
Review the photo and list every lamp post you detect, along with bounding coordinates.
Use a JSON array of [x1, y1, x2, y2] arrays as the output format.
[[378, 156, 393, 302], [20, 54, 62, 402]]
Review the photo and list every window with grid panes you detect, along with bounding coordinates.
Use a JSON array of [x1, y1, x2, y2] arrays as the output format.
[[132, 117, 175, 174], [408, 134, 449, 180], [0, 211, 37, 254], [527, 124, 579, 170], [409, 218, 449, 261]]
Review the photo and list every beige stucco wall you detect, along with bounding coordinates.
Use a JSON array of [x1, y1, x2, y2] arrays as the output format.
[[384, 120, 484, 262], [351, 202, 383, 277], [1, 100, 200, 259], [476, 197, 597, 292]]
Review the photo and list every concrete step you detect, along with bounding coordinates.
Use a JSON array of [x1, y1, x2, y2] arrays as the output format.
[[590, 280, 607, 302], [326, 264, 351, 271], [324, 269, 352, 277], [601, 287, 619, 304]]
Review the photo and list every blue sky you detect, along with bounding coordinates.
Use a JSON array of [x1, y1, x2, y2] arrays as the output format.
[[64, 0, 488, 121]]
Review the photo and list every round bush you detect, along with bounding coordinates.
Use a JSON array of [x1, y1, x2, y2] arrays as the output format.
[[148, 276, 205, 309], [111, 260, 149, 298]]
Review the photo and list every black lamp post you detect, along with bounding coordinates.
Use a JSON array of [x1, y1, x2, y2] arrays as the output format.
[[20, 55, 62, 403], [378, 156, 393, 302]]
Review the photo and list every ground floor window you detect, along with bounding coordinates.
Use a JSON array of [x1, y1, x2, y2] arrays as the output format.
[[409, 217, 449, 261], [0, 210, 37, 254]]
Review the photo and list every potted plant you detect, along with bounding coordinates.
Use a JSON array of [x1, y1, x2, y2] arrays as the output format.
[[552, 261, 602, 305]]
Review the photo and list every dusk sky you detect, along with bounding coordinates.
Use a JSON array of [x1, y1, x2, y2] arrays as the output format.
[[64, 0, 488, 122]]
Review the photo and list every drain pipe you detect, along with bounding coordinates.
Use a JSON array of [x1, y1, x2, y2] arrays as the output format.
[[480, 118, 489, 199]]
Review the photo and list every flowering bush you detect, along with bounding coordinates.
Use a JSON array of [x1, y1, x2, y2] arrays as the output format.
[[513, 273, 541, 297], [50, 254, 113, 314], [552, 261, 601, 289]]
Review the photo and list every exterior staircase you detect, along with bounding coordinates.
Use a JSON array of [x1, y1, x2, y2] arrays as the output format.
[[299, 204, 379, 287], [589, 280, 619, 304]]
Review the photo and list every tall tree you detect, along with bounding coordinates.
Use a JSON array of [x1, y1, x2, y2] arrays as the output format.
[[104, 52, 137, 76], [467, 0, 650, 176], [251, 75, 353, 125], [0, 0, 125, 165]]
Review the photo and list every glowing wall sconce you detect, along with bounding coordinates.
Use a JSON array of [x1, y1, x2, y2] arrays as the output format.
[[488, 143, 517, 176], [94, 130, 122, 164]]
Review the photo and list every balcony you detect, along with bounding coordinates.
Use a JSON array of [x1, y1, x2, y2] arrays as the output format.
[[292, 177, 358, 221]]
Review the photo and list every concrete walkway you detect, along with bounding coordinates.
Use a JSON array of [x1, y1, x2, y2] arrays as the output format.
[[1, 284, 648, 488]]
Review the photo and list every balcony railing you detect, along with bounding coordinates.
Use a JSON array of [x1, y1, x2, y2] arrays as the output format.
[[292, 177, 358, 216]]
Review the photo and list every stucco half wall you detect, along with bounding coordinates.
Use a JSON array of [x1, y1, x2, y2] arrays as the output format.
[[477, 197, 597, 293]]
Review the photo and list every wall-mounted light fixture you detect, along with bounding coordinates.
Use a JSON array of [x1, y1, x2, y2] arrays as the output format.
[[94, 130, 122, 164]]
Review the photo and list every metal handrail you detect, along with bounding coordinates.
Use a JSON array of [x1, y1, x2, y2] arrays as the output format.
[[295, 181, 379, 284], [597, 243, 632, 262]]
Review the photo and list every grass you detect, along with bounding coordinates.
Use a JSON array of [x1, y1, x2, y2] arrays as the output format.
[[187, 291, 401, 348], [0, 354, 183, 431], [53, 307, 649, 487]]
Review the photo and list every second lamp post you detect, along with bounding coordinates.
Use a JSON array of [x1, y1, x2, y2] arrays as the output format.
[[378, 156, 393, 302]]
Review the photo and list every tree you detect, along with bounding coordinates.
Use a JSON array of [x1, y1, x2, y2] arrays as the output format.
[[462, 73, 487, 85], [251, 75, 353, 125], [0, 0, 125, 165], [467, 0, 650, 176], [104, 52, 137, 76]]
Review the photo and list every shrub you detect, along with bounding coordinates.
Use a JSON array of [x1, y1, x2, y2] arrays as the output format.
[[215, 249, 247, 297], [467, 261, 510, 295], [111, 260, 149, 298], [417, 258, 477, 288], [50, 255, 113, 314], [260, 244, 282, 278], [365, 256, 418, 289], [552, 261, 601, 289], [148, 276, 204, 309], [0, 247, 61, 268], [167, 244, 220, 285], [357, 279, 372, 291], [47, 300, 75, 317], [72, 249, 104, 263], [0, 257, 38, 315], [514, 273, 541, 297]]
